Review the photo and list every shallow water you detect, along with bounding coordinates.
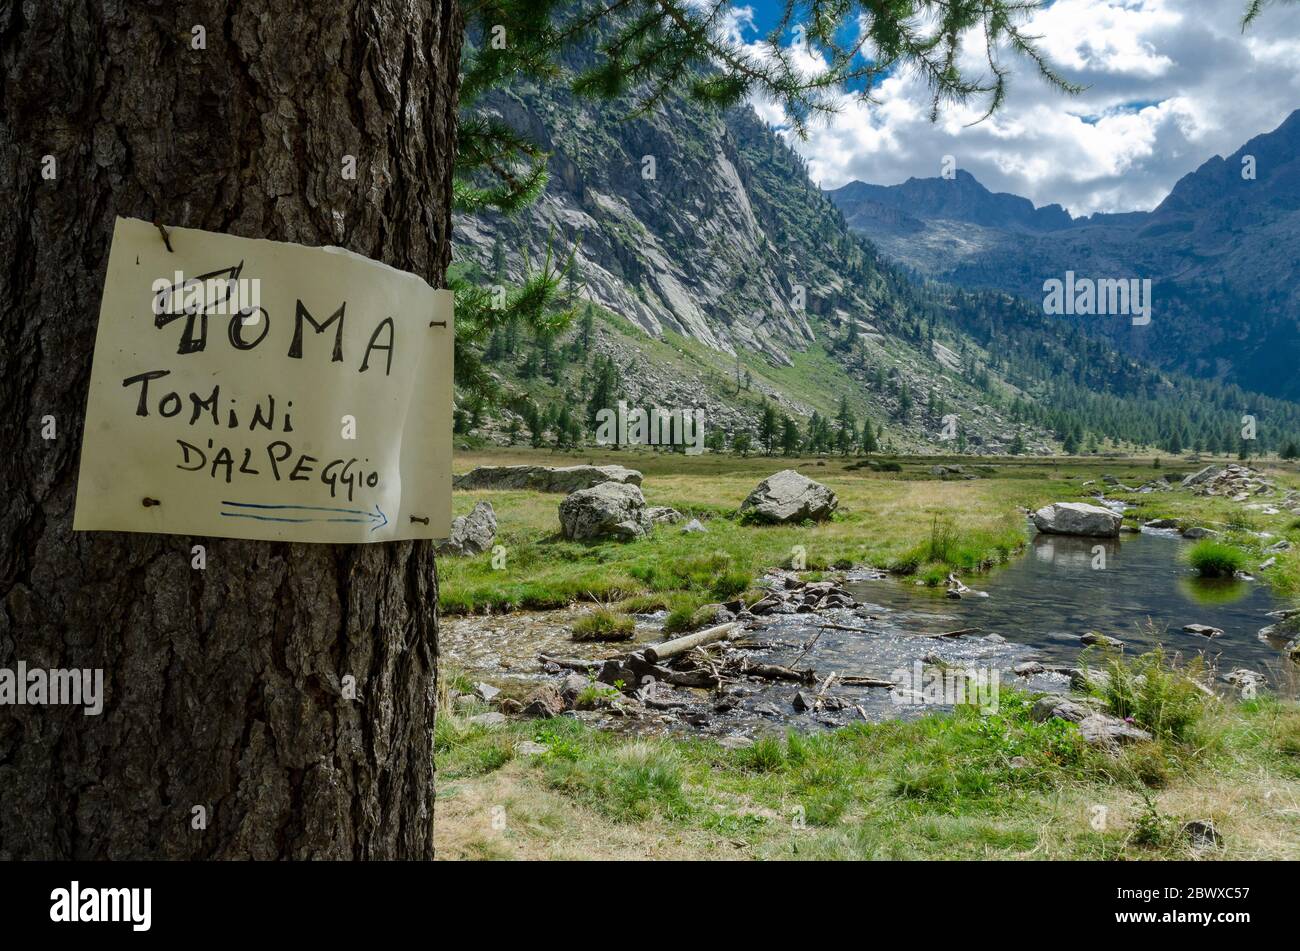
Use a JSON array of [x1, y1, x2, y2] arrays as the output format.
[[441, 528, 1292, 738], [848, 529, 1288, 673]]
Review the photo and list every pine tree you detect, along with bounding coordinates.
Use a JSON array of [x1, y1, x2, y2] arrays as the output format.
[[760, 402, 779, 455], [835, 396, 856, 454], [781, 415, 802, 456], [860, 419, 879, 454]]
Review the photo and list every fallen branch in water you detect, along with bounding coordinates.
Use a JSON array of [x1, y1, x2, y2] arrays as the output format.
[[538, 654, 601, 672], [740, 658, 818, 685], [839, 675, 897, 688], [818, 622, 886, 635], [643, 622, 743, 664], [929, 627, 982, 639]]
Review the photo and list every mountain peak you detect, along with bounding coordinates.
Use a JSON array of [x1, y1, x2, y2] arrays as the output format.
[[828, 169, 1074, 233]]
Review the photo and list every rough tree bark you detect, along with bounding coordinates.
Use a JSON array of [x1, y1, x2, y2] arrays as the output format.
[[0, 0, 461, 859]]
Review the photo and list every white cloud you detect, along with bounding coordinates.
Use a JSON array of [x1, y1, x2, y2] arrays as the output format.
[[748, 0, 1300, 215]]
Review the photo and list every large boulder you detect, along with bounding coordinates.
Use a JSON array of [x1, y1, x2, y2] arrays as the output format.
[[454, 464, 642, 493], [1031, 501, 1121, 537], [739, 469, 838, 524], [434, 500, 497, 556], [559, 482, 652, 541]]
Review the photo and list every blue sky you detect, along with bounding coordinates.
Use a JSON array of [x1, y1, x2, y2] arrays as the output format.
[[718, 0, 1300, 215]]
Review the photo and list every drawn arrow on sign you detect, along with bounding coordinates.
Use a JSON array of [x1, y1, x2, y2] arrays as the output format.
[[219, 501, 389, 532]]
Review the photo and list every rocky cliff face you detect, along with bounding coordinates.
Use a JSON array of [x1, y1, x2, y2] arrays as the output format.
[[826, 111, 1300, 401], [455, 73, 826, 367]]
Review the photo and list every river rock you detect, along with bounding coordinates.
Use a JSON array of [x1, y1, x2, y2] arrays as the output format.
[[521, 684, 565, 718], [1258, 609, 1300, 642], [739, 469, 838, 524], [1031, 696, 1151, 748], [646, 505, 683, 524], [1222, 668, 1266, 691], [1181, 526, 1218, 539], [1077, 714, 1152, 748], [559, 482, 652, 541], [434, 500, 497, 556], [1143, 517, 1179, 529], [1081, 632, 1125, 649], [1031, 501, 1121, 537], [1182, 623, 1223, 638], [455, 464, 642, 493]]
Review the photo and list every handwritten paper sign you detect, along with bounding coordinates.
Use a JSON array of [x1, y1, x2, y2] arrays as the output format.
[[74, 217, 452, 543]]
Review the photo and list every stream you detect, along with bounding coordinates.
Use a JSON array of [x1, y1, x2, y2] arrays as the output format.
[[441, 529, 1293, 737]]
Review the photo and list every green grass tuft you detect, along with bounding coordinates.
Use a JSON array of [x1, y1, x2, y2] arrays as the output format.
[[1186, 539, 1248, 578]]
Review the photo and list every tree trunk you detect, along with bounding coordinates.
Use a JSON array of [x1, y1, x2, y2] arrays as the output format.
[[0, 0, 461, 859]]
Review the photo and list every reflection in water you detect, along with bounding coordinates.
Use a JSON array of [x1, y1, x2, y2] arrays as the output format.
[[1033, 535, 1119, 569], [1179, 576, 1251, 606]]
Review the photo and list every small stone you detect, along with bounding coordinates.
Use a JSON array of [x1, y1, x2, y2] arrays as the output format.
[[717, 735, 754, 750], [473, 682, 500, 703], [1182, 819, 1223, 850], [522, 684, 565, 718], [1182, 624, 1223, 638], [680, 518, 708, 534], [1081, 632, 1125, 649], [1013, 661, 1045, 676], [469, 711, 507, 727], [646, 505, 684, 524], [516, 740, 548, 756]]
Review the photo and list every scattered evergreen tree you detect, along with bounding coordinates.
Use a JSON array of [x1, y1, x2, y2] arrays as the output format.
[[759, 402, 779, 455], [835, 396, 856, 455], [781, 414, 802, 456]]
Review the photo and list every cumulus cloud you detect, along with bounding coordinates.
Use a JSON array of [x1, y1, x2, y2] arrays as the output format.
[[741, 0, 1300, 215]]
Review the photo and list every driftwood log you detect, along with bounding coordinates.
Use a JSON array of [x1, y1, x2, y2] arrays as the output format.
[[538, 654, 601, 672], [642, 622, 743, 664]]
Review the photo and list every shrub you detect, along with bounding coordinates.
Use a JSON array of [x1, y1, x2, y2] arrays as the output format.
[[1186, 540, 1247, 578], [1087, 646, 1211, 743]]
